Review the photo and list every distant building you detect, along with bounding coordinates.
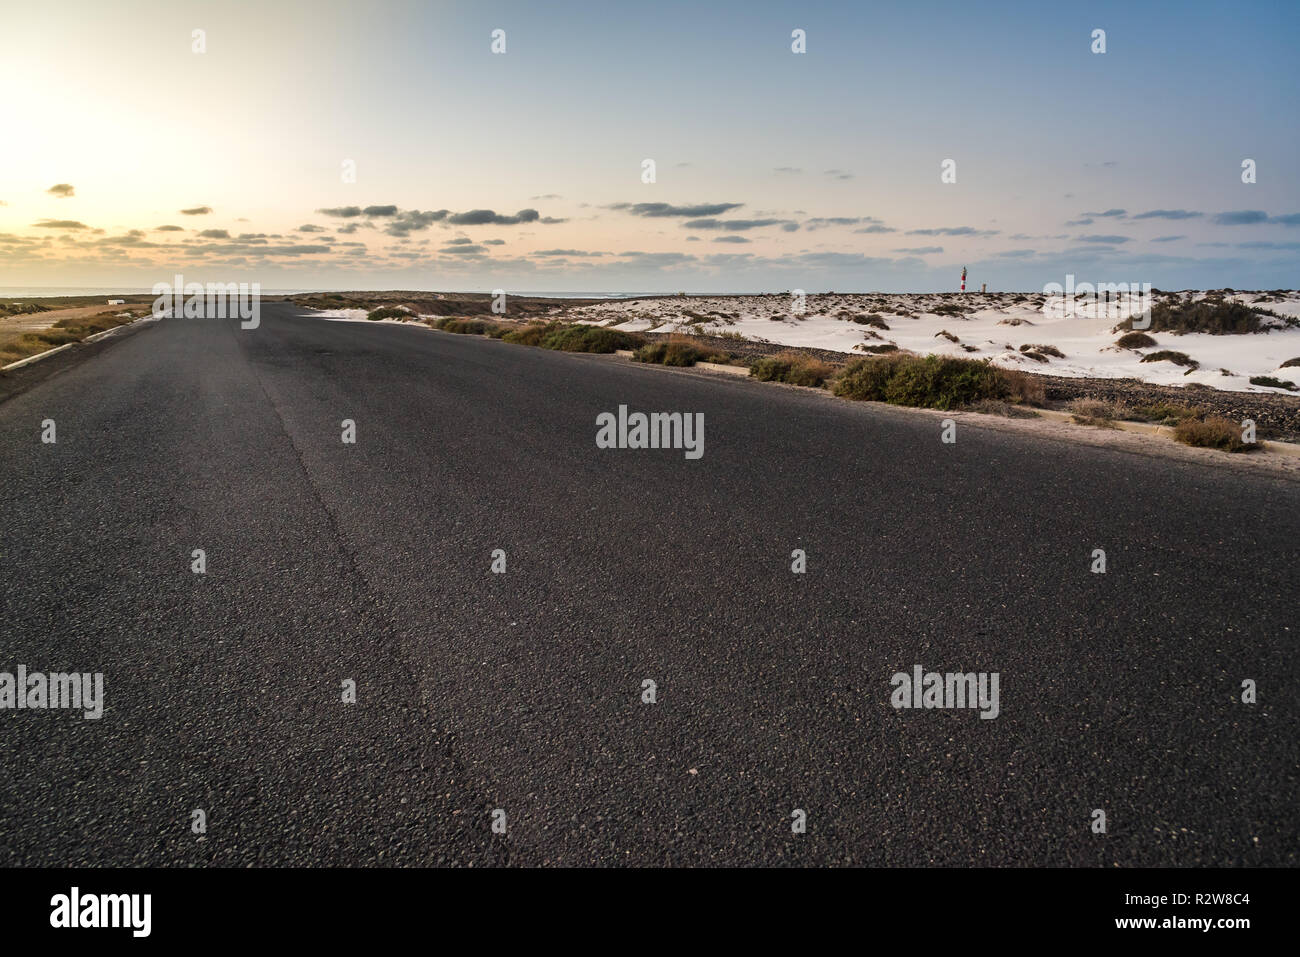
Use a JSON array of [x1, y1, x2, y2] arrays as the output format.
[[108, 299, 125, 305]]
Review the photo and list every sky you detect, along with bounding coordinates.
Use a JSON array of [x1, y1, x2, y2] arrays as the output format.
[[2, 0, 1298, 292]]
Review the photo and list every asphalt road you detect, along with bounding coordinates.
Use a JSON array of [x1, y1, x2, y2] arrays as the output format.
[[1, 303, 1295, 866]]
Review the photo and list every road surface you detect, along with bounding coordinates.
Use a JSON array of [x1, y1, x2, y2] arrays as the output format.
[[1, 303, 1295, 866]]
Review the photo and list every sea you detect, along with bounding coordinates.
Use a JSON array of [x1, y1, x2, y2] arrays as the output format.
[[0, 287, 668, 300]]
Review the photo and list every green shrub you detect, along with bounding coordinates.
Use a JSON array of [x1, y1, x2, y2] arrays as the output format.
[[501, 322, 551, 346], [540, 324, 643, 353], [367, 306, 409, 321], [438, 318, 491, 335], [634, 341, 711, 366], [832, 354, 1021, 410]]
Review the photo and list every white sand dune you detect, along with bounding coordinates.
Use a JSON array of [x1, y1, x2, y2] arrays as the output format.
[[565, 291, 1300, 394]]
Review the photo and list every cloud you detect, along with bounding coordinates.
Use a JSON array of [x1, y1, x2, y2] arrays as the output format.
[[446, 208, 539, 226], [1133, 209, 1202, 220], [854, 224, 897, 234], [1151, 235, 1184, 243], [1237, 241, 1300, 250], [905, 226, 997, 236], [46, 183, 75, 198], [773, 167, 802, 174], [384, 209, 450, 236], [610, 202, 743, 218], [198, 229, 231, 239], [441, 244, 487, 255], [297, 224, 327, 233], [32, 219, 90, 229], [713, 236, 751, 243], [804, 217, 882, 230], [893, 246, 943, 254], [1076, 234, 1130, 243], [823, 169, 854, 180], [533, 248, 604, 257], [92, 230, 162, 249], [185, 241, 332, 258], [1065, 219, 1094, 227], [616, 251, 698, 267], [1212, 210, 1268, 225], [155, 225, 184, 231], [315, 204, 399, 219], [180, 206, 213, 215], [1272, 213, 1300, 226], [530, 194, 562, 200], [1083, 209, 1126, 218], [796, 252, 903, 268], [483, 239, 506, 245], [683, 217, 791, 231]]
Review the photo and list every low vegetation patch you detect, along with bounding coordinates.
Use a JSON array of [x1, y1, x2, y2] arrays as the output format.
[[1118, 299, 1297, 335], [1115, 331, 1157, 349], [1020, 343, 1065, 358], [494, 321, 643, 353], [541, 323, 643, 353], [0, 331, 76, 364], [432, 317, 498, 336], [0, 302, 49, 319], [1174, 415, 1257, 452], [0, 310, 141, 365], [1140, 350, 1198, 369], [966, 398, 1040, 419], [1249, 375, 1298, 391], [749, 352, 837, 388], [1279, 357, 1300, 369], [1125, 401, 1205, 425], [634, 340, 717, 367], [1069, 398, 1123, 427], [366, 306, 410, 321], [831, 354, 1040, 410]]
